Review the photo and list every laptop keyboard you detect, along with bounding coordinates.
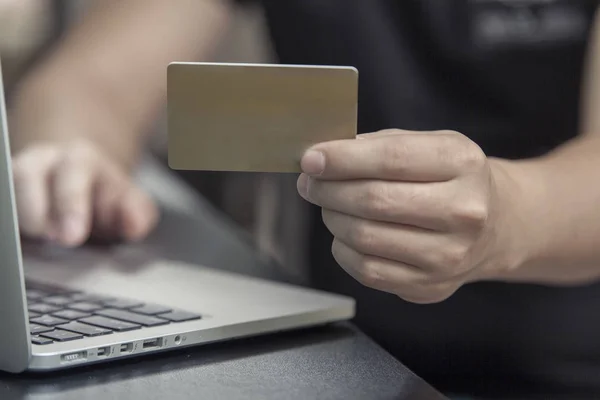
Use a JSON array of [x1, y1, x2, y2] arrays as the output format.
[[25, 280, 202, 345]]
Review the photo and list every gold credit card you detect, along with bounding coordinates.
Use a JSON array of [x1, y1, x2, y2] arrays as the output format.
[[167, 62, 358, 173]]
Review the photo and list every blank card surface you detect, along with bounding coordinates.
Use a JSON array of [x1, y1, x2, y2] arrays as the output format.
[[167, 62, 358, 173]]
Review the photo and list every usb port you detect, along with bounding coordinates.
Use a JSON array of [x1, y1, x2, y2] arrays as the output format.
[[97, 347, 110, 357], [120, 343, 133, 353], [142, 338, 162, 349]]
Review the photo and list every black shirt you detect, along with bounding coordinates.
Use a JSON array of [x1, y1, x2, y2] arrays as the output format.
[[233, 0, 600, 397]]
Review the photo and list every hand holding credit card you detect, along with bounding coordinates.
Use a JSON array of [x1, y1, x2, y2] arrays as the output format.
[[167, 62, 358, 173]]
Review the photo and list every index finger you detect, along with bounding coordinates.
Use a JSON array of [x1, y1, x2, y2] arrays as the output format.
[[51, 157, 95, 247], [301, 130, 475, 181]]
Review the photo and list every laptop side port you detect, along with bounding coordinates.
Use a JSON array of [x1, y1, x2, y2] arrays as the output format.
[[97, 347, 110, 357], [119, 343, 133, 354], [142, 338, 163, 349]]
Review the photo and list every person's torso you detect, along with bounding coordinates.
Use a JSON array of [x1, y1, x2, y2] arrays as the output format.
[[261, 0, 597, 158], [256, 0, 600, 397]]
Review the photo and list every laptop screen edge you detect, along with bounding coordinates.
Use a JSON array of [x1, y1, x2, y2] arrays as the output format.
[[0, 57, 33, 373]]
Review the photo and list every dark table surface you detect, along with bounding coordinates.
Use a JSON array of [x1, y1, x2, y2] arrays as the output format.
[[0, 183, 447, 399]]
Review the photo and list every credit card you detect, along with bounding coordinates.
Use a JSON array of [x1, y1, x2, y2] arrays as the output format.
[[167, 62, 358, 173]]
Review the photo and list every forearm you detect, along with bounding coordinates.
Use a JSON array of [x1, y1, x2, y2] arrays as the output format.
[[492, 134, 600, 285], [486, 10, 600, 285], [10, 0, 231, 168]]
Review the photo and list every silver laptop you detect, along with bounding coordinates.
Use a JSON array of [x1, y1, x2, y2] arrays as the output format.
[[0, 61, 355, 373]]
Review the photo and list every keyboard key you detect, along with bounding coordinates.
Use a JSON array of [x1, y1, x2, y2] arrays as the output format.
[[59, 322, 112, 337], [53, 310, 90, 320], [28, 311, 41, 319], [158, 310, 202, 322], [80, 316, 140, 332], [102, 299, 144, 309], [131, 304, 172, 315], [68, 302, 103, 312], [30, 315, 69, 327], [30, 323, 53, 335], [31, 335, 53, 345], [95, 309, 169, 327], [29, 303, 60, 314], [40, 329, 83, 342], [43, 296, 73, 306], [71, 293, 114, 303]]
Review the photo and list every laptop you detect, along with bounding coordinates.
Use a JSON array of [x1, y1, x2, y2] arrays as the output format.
[[0, 61, 355, 373]]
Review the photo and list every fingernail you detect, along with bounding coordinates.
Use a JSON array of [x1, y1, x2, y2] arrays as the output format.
[[301, 150, 325, 176], [297, 174, 309, 198], [62, 215, 84, 246]]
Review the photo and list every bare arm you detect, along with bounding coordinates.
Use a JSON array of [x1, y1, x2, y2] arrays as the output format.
[[491, 9, 600, 285], [11, 0, 233, 168], [8, 0, 234, 247]]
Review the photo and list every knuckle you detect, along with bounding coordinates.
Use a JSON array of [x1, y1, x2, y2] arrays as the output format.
[[101, 167, 128, 190], [53, 192, 77, 212], [437, 132, 486, 171], [361, 182, 394, 217], [12, 147, 52, 180], [331, 240, 341, 260], [451, 200, 489, 229], [440, 243, 470, 269], [53, 180, 92, 213], [457, 143, 487, 171], [434, 140, 454, 167], [304, 177, 318, 201], [321, 207, 330, 224], [373, 128, 399, 137], [397, 283, 456, 304], [381, 142, 409, 174], [67, 138, 94, 152], [356, 258, 385, 289], [421, 292, 454, 304], [432, 282, 460, 301], [399, 295, 443, 305], [11, 159, 33, 182], [348, 221, 376, 252], [62, 140, 98, 164], [438, 129, 461, 137], [61, 153, 82, 168]]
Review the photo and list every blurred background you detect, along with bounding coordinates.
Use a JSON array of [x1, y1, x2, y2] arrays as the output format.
[[0, 0, 310, 281]]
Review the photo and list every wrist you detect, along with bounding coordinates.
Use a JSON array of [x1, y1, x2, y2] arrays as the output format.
[[482, 158, 545, 282], [485, 156, 600, 285]]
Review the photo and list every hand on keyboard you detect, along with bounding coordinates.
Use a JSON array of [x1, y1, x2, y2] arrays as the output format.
[[12, 139, 158, 248], [9, 77, 159, 248]]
